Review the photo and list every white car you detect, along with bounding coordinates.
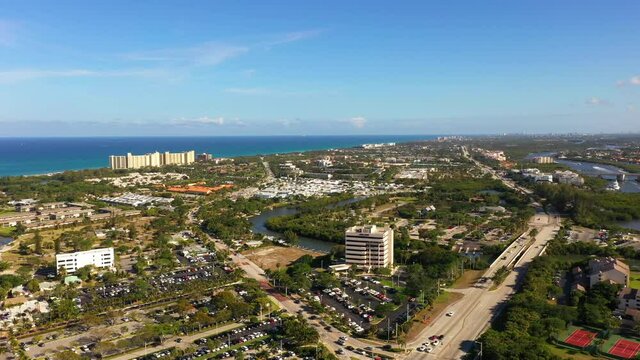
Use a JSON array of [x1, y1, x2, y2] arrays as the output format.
[[425, 347, 434, 353], [417, 346, 427, 352], [446, 311, 455, 317], [431, 340, 440, 346]]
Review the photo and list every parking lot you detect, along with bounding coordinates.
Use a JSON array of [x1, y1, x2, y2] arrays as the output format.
[[310, 275, 423, 338], [138, 318, 282, 360], [87, 264, 226, 302]]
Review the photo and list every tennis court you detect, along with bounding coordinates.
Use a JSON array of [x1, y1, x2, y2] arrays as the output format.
[[563, 329, 597, 348], [607, 339, 640, 359]]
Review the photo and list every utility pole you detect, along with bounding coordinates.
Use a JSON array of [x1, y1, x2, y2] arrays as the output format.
[[406, 303, 410, 322], [395, 323, 399, 343]]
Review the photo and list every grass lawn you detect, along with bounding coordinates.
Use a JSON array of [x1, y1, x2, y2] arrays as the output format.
[[452, 269, 485, 289], [545, 344, 599, 360], [629, 272, 640, 288], [0, 226, 15, 237]]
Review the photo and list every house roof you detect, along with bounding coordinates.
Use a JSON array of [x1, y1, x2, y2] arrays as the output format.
[[589, 257, 630, 275]]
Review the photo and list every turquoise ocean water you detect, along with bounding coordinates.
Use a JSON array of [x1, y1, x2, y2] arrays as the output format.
[[0, 135, 436, 177]]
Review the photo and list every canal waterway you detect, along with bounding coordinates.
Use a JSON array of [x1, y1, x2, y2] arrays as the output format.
[[249, 197, 363, 252], [527, 152, 640, 231], [618, 220, 640, 231], [555, 159, 640, 193], [527, 152, 640, 193], [0, 236, 13, 249]]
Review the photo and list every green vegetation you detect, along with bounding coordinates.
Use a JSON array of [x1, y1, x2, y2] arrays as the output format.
[[404, 244, 463, 302], [267, 254, 314, 291], [264, 195, 388, 243], [491, 266, 509, 286], [537, 183, 640, 227], [475, 229, 640, 360], [200, 198, 269, 240], [0, 169, 119, 202], [630, 272, 640, 289], [0, 226, 14, 237]]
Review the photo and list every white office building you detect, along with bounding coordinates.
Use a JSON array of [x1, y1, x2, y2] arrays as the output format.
[[345, 225, 394, 269], [55, 247, 115, 274]]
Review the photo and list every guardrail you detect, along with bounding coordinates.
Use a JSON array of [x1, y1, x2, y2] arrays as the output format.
[[488, 232, 525, 268]]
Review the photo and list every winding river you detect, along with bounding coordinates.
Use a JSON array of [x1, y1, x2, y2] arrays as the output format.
[[248, 197, 363, 252]]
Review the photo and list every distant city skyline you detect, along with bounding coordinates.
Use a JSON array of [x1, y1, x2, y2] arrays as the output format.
[[0, 0, 638, 136]]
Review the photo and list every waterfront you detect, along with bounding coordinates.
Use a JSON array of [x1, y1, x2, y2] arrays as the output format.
[[619, 220, 640, 231], [556, 159, 640, 193], [0, 236, 13, 249], [249, 198, 363, 252], [0, 135, 434, 176], [527, 152, 640, 193]]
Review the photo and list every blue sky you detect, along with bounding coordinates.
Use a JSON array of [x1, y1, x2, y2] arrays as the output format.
[[0, 0, 639, 136]]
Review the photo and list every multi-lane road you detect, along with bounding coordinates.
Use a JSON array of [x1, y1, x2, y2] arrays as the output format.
[[407, 212, 560, 359], [401, 148, 561, 359], [187, 148, 559, 360]]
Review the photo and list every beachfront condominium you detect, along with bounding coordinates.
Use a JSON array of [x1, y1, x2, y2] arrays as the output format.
[[55, 247, 115, 274], [109, 150, 195, 170], [345, 225, 394, 269]]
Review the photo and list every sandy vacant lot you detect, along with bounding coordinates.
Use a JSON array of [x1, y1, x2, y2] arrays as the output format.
[[244, 246, 322, 270]]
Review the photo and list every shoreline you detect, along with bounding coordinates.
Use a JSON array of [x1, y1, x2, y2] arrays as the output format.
[[0, 135, 434, 178]]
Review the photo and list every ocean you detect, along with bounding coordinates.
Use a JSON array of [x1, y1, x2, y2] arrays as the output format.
[[0, 135, 435, 177]]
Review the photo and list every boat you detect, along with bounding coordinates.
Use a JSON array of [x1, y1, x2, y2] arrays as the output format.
[[606, 180, 620, 191]]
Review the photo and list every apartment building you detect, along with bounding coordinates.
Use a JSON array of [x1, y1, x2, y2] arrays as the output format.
[[55, 247, 115, 274], [109, 150, 195, 170], [588, 257, 630, 288], [618, 288, 640, 313], [345, 225, 394, 269]]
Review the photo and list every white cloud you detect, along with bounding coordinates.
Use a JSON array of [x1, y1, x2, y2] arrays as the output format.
[[174, 116, 225, 126], [585, 97, 611, 106], [277, 118, 301, 127], [0, 20, 19, 46], [123, 42, 248, 67], [122, 30, 322, 67], [262, 29, 324, 47], [0, 68, 164, 83], [616, 75, 640, 87], [348, 116, 367, 128], [0, 28, 323, 84], [231, 118, 247, 127], [193, 116, 224, 125], [224, 87, 271, 95]]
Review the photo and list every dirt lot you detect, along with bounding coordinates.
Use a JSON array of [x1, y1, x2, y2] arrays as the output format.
[[569, 226, 598, 242], [243, 246, 322, 270]]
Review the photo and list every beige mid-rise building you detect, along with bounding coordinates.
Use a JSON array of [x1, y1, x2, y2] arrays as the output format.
[[109, 150, 195, 170], [588, 257, 629, 288], [345, 225, 394, 269]]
